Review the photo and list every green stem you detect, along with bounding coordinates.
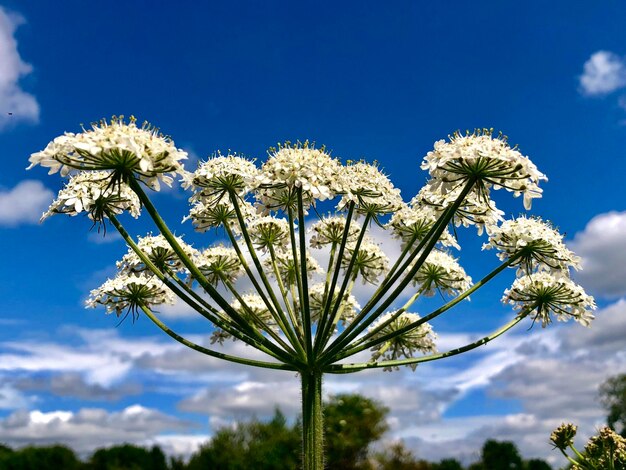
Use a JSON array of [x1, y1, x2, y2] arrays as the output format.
[[301, 370, 324, 470], [139, 304, 296, 371], [325, 310, 527, 373], [331, 255, 518, 363], [108, 212, 276, 355], [128, 178, 294, 364], [297, 189, 313, 359], [322, 179, 476, 361]]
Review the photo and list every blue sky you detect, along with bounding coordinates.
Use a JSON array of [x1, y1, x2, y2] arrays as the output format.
[[1, 1, 626, 465]]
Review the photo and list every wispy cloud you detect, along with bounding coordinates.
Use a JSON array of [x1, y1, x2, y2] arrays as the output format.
[[0, 7, 39, 130], [0, 180, 53, 227], [579, 50, 626, 96]]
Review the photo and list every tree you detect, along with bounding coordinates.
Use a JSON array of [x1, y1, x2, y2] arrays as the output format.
[[87, 444, 167, 470], [432, 459, 464, 470], [525, 459, 552, 470], [323, 394, 389, 469], [375, 442, 434, 470], [186, 409, 300, 470], [0, 445, 80, 470], [469, 440, 524, 470], [600, 374, 626, 437]]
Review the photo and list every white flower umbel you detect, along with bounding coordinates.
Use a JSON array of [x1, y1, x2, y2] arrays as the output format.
[[308, 283, 360, 327], [342, 238, 389, 284], [184, 199, 257, 233], [268, 247, 322, 286], [309, 216, 359, 249], [503, 272, 596, 327], [412, 250, 472, 297], [387, 203, 459, 250], [196, 245, 243, 286], [248, 216, 290, 251], [86, 272, 175, 318], [28, 116, 187, 190], [211, 294, 276, 344], [41, 170, 141, 222], [421, 129, 547, 210], [367, 312, 437, 371], [258, 141, 342, 210], [189, 152, 260, 204], [484, 216, 581, 274], [117, 233, 199, 275], [336, 161, 403, 214]]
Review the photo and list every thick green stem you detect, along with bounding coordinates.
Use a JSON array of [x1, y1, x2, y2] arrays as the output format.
[[301, 370, 324, 470]]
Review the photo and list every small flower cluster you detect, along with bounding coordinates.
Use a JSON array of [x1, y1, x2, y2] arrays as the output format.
[[412, 251, 472, 297], [342, 239, 389, 285], [368, 312, 437, 371], [117, 234, 197, 275], [28, 116, 187, 190], [421, 129, 547, 210], [387, 203, 459, 249], [337, 161, 403, 214], [308, 283, 360, 327], [309, 216, 359, 248], [86, 273, 174, 318], [196, 245, 243, 286], [41, 171, 141, 222], [503, 272, 596, 327]]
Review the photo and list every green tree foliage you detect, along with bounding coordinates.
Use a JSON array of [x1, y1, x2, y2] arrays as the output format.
[[600, 373, 626, 437], [432, 458, 464, 470], [87, 444, 167, 470], [186, 409, 300, 470], [0, 445, 80, 470], [525, 459, 552, 470], [374, 442, 432, 469], [323, 394, 389, 469]]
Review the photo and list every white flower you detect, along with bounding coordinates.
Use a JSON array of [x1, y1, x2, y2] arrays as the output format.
[[367, 312, 437, 371], [386, 203, 459, 249], [336, 161, 403, 214], [247, 216, 290, 250], [503, 272, 596, 327], [189, 152, 260, 204], [196, 245, 243, 286], [28, 116, 187, 190], [117, 233, 198, 275], [309, 215, 360, 249], [342, 238, 389, 284], [412, 251, 472, 297], [184, 199, 257, 233], [421, 130, 547, 210], [41, 170, 141, 222], [257, 141, 342, 210], [307, 282, 360, 327], [86, 272, 175, 318], [267, 247, 322, 286], [412, 184, 504, 236], [212, 294, 275, 343], [483, 216, 581, 274]]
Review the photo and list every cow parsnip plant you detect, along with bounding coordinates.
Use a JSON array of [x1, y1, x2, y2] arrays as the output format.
[[29, 117, 596, 469]]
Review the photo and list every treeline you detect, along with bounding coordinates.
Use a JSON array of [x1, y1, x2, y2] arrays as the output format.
[[0, 394, 553, 470]]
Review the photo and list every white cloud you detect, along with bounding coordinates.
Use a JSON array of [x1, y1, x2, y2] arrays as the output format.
[[0, 405, 193, 455], [0, 180, 53, 227], [579, 50, 626, 96], [570, 211, 626, 298], [0, 7, 39, 130]]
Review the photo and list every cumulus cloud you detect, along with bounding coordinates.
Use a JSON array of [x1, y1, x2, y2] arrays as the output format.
[[0, 7, 39, 130], [0, 405, 193, 455], [579, 50, 626, 96], [570, 211, 626, 298], [0, 180, 53, 227]]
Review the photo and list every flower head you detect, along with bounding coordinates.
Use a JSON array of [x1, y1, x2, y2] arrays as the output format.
[[412, 251, 472, 297], [387, 203, 459, 249], [28, 116, 187, 190], [309, 215, 360, 249], [367, 312, 437, 371], [421, 129, 547, 210], [336, 161, 403, 215], [196, 245, 243, 286], [248, 216, 290, 251], [342, 238, 389, 284], [503, 272, 596, 327], [117, 233, 198, 275], [189, 152, 260, 204], [184, 199, 257, 233], [584, 427, 626, 468], [267, 247, 322, 286], [41, 170, 141, 223], [86, 272, 175, 318], [257, 141, 341, 210], [307, 283, 360, 327], [550, 423, 578, 450], [484, 216, 581, 274]]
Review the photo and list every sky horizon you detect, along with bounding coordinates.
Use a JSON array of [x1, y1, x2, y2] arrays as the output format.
[[1, 1, 626, 466]]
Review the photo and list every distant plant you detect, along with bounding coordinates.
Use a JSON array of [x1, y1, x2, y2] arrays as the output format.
[[551, 423, 626, 469], [29, 118, 595, 469]]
